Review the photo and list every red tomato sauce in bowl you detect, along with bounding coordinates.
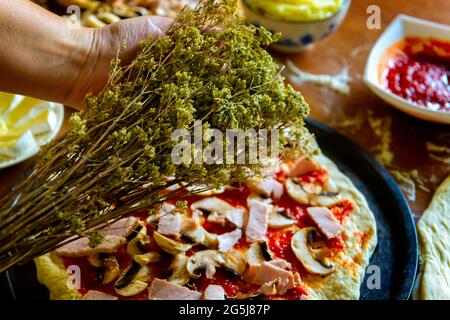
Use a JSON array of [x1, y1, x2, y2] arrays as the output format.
[[381, 37, 450, 112]]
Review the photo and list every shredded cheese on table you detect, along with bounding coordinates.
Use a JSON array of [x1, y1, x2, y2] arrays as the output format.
[[285, 59, 351, 95]]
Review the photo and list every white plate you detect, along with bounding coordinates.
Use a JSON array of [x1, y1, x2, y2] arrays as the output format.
[[0, 93, 64, 169], [364, 15, 450, 124]]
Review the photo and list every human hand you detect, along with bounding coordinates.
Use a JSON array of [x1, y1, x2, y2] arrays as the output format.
[[0, 0, 172, 111], [66, 16, 173, 110]]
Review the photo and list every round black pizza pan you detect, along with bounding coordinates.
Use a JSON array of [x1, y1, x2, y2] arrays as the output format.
[[0, 118, 418, 300], [307, 118, 418, 300]]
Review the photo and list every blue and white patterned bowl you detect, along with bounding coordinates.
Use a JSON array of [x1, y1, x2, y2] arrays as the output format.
[[241, 0, 351, 53]]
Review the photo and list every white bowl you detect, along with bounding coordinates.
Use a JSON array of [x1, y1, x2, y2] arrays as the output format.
[[0, 93, 64, 169], [364, 15, 450, 124], [240, 0, 351, 53]]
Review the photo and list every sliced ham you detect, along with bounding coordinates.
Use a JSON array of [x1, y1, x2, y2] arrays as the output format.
[[245, 200, 270, 242], [55, 235, 126, 257], [246, 177, 284, 199], [225, 209, 245, 228], [206, 211, 228, 226], [148, 278, 202, 300], [82, 290, 118, 300], [147, 202, 176, 223], [306, 207, 343, 239], [157, 213, 182, 238], [267, 258, 292, 270], [101, 217, 140, 238], [160, 202, 176, 214], [286, 157, 321, 178], [217, 228, 242, 252], [244, 260, 300, 295], [202, 285, 226, 300], [207, 208, 245, 228]]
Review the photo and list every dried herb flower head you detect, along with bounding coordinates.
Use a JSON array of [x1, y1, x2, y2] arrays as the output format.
[[0, 0, 312, 271]]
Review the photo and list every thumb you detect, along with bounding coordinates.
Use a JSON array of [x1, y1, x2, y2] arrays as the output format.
[[70, 16, 173, 110], [104, 16, 174, 65]]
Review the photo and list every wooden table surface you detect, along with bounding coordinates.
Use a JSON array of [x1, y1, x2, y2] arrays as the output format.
[[1, 0, 449, 220]]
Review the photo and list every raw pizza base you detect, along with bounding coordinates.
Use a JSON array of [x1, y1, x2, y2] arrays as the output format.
[[34, 152, 377, 300], [413, 174, 450, 300]]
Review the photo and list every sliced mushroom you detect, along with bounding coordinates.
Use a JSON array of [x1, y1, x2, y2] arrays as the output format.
[[259, 242, 273, 261], [285, 179, 309, 204], [102, 256, 120, 284], [186, 250, 225, 279], [268, 208, 295, 229], [287, 179, 341, 207], [191, 197, 235, 215], [246, 242, 272, 266], [246, 243, 266, 265], [222, 249, 247, 276], [310, 192, 342, 207], [127, 225, 149, 257], [168, 254, 190, 285], [87, 253, 106, 268], [114, 262, 150, 297], [153, 231, 192, 255], [87, 254, 120, 285], [291, 228, 335, 276], [324, 178, 338, 193], [182, 226, 218, 249], [134, 252, 162, 266], [301, 181, 322, 194]]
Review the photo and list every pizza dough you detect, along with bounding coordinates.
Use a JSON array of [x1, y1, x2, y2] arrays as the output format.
[[34, 152, 377, 300], [413, 174, 450, 300], [301, 154, 377, 300]]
